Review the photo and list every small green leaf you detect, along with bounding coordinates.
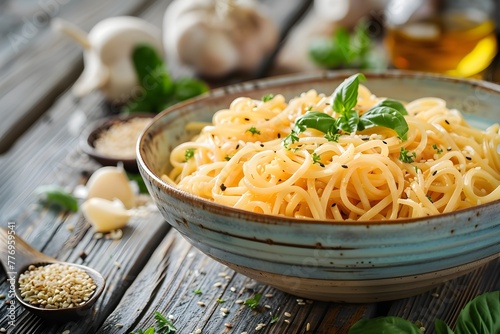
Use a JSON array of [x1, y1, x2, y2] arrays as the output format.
[[154, 311, 177, 333], [173, 77, 209, 102], [244, 293, 262, 309], [262, 94, 275, 102], [360, 106, 409, 140], [332, 73, 366, 116], [193, 289, 202, 295], [35, 185, 78, 212], [435, 319, 454, 334], [184, 148, 196, 161], [246, 126, 261, 135], [127, 173, 149, 194], [454, 291, 500, 334], [349, 316, 424, 334]]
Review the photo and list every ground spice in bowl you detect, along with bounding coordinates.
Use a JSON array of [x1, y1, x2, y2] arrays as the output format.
[[18, 263, 97, 309], [94, 117, 152, 159]]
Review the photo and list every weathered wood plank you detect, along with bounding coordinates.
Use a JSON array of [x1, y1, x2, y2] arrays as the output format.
[[387, 258, 500, 334], [99, 228, 380, 334]]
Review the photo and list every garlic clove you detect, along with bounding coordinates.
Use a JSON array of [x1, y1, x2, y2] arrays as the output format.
[[86, 166, 135, 209], [73, 50, 110, 98], [81, 198, 132, 233]]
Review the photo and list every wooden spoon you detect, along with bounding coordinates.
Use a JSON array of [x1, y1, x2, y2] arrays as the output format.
[[0, 228, 106, 321]]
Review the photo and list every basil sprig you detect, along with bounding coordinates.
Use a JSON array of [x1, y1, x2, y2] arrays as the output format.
[[284, 73, 409, 148], [348, 290, 500, 334]]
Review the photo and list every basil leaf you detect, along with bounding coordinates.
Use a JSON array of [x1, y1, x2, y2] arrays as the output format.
[[35, 185, 78, 212], [373, 98, 408, 116], [435, 319, 455, 334], [360, 106, 409, 140], [173, 77, 209, 102], [454, 291, 500, 334], [132, 44, 174, 97], [295, 112, 337, 134], [337, 109, 360, 133], [349, 316, 424, 334], [332, 73, 366, 116]]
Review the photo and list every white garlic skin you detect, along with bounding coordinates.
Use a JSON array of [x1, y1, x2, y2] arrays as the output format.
[[86, 166, 135, 209], [81, 198, 132, 232], [163, 0, 279, 77], [53, 16, 163, 103]]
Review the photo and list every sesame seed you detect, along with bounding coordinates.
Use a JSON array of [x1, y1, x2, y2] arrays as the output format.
[[114, 261, 121, 269], [115, 324, 124, 328], [225, 275, 231, 280], [264, 304, 271, 309], [197, 301, 206, 307], [235, 299, 244, 304], [0, 328, 6, 333], [218, 272, 227, 277], [168, 314, 175, 320], [298, 302, 306, 305], [255, 323, 266, 330], [466, 156, 472, 160], [432, 293, 440, 298], [296, 299, 303, 303], [341, 164, 348, 169], [284, 320, 290, 324], [94, 232, 104, 239], [0, 294, 5, 300], [284, 312, 292, 317], [62, 331, 70, 334], [230, 287, 236, 292], [213, 282, 222, 287], [432, 170, 437, 176], [225, 323, 233, 328], [221, 307, 229, 313], [265, 293, 273, 298], [307, 322, 311, 331], [194, 328, 202, 334], [445, 120, 450, 125]]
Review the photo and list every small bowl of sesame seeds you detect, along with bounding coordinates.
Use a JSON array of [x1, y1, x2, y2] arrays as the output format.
[[81, 113, 154, 172], [15, 261, 105, 320]]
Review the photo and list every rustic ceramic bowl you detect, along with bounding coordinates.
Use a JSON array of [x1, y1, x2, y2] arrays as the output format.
[[137, 71, 500, 302]]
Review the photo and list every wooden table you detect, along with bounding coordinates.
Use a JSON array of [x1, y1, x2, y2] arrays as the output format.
[[1, 1, 499, 333]]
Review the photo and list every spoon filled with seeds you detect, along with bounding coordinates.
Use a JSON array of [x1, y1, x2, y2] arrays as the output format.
[[0, 228, 105, 320]]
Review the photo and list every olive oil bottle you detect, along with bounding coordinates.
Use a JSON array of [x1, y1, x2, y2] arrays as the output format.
[[384, 0, 498, 77]]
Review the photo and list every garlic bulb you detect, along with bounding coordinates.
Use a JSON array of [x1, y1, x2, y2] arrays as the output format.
[[52, 16, 163, 103], [86, 166, 135, 209], [81, 198, 132, 232], [163, 0, 279, 77]]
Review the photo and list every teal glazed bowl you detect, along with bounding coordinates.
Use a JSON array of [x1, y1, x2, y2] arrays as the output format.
[[137, 71, 500, 302]]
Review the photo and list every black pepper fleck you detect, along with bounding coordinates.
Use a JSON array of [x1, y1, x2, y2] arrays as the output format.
[[220, 184, 227, 191], [341, 164, 348, 169]]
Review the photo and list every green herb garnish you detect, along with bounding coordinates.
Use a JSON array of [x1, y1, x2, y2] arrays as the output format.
[[432, 144, 443, 154], [244, 293, 262, 309], [309, 21, 384, 70], [399, 147, 416, 163], [348, 291, 500, 334], [246, 126, 261, 136], [270, 313, 280, 324], [312, 153, 324, 167], [284, 73, 409, 149], [124, 44, 208, 114], [193, 289, 202, 295], [216, 298, 226, 303], [127, 173, 149, 194], [184, 148, 196, 161], [130, 311, 177, 334], [34, 185, 78, 212], [262, 94, 274, 102]]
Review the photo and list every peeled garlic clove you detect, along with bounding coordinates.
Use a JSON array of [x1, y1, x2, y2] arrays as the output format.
[[86, 166, 135, 209], [82, 198, 132, 232]]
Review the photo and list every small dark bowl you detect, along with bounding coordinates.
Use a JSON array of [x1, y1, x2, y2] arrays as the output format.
[[80, 114, 154, 173]]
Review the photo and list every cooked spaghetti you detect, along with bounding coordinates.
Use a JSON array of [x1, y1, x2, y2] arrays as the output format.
[[163, 84, 500, 221]]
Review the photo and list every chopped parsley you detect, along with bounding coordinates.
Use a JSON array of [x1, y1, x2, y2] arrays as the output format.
[[184, 148, 196, 161], [246, 126, 261, 136], [399, 147, 416, 163], [193, 289, 202, 295], [244, 293, 262, 309], [262, 94, 274, 102], [216, 298, 226, 303], [432, 144, 443, 154], [130, 311, 177, 334], [270, 313, 280, 324]]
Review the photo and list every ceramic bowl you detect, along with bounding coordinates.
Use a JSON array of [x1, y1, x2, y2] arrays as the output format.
[[81, 113, 154, 172], [137, 71, 500, 302]]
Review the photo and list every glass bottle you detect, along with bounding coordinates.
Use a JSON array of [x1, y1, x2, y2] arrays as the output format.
[[384, 0, 498, 77]]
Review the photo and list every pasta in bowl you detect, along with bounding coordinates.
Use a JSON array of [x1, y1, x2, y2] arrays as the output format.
[[137, 71, 500, 302]]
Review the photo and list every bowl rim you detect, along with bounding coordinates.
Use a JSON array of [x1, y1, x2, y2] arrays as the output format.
[[137, 69, 500, 226]]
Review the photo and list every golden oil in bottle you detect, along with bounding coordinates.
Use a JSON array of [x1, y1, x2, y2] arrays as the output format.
[[385, 10, 497, 77]]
